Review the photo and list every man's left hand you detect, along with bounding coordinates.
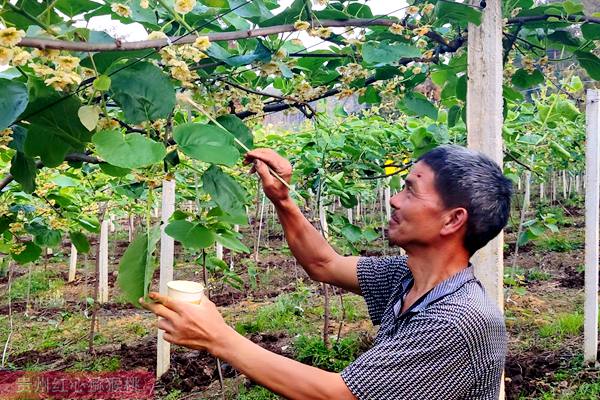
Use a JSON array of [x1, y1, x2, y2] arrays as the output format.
[[140, 292, 230, 352]]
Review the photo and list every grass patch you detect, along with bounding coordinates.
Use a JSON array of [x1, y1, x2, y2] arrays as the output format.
[[235, 288, 312, 335], [7, 269, 62, 301], [536, 236, 582, 252], [538, 312, 583, 339], [293, 334, 361, 372], [237, 385, 278, 400], [69, 356, 121, 372]]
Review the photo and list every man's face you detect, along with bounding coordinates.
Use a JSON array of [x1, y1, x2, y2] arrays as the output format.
[[388, 161, 448, 248]]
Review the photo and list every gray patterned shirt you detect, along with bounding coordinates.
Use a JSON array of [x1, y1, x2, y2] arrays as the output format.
[[340, 256, 506, 400]]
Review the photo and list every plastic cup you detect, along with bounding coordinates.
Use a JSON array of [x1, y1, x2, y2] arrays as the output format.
[[167, 280, 204, 304]]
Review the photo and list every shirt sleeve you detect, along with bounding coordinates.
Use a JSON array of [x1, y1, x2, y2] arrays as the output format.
[[340, 319, 476, 400], [357, 256, 409, 325]]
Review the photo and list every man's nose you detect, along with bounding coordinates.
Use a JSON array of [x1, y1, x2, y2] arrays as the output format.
[[390, 193, 401, 210]]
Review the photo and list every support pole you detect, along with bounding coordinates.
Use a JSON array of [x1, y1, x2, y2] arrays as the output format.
[[584, 89, 599, 364], [467, 0, 504, 308], [68, 244, 77, 283], [98, 220, 109, 303], [157, 178, 176, 377]]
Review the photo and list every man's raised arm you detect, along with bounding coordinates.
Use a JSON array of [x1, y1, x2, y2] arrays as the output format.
[[245, 149, 360, 294]]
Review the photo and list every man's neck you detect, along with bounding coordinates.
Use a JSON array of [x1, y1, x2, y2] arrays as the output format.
[[403, 243, 470, 295]]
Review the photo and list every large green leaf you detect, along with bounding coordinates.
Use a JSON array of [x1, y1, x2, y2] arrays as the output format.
[[70, 231, 90, 253], [24, 96, 91, 167], [575, 51, 600, 81], [10, 152, 37, 193], [402, 93, 438, 120], [165, 220, 215, 249], [511, 68, 544, 88], [173, 123, 240, 166], [108, 62, 175, 123], [0, 79, 28, 130], [362, 41, 421, 65], [54, 0, 101, 17], [117, 224, 161, 307], [215, 231, 250, 252], [26, 220, 62, 248], [435, 1, 482, 26], [229, 0, 273, 21], [92, 130, 166, 169], [215, 115, 254, 151], [12, 241, 42, 265], [582, 23, 600, 41], [202, 165, 246, 215], [341, 224, 362, 243]]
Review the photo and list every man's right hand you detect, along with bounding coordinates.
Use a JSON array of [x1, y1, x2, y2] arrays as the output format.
[[245, 149, 293, 205]]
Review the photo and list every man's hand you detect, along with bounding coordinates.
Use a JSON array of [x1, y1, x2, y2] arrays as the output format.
[[244, 149, 292, 205], [140, 292, 231, 352]]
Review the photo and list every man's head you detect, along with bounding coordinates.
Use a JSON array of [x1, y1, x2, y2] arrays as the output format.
[[388, 145, 513, 256]]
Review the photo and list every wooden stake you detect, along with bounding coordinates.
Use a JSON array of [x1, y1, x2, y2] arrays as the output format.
[[584, 89, 599, 364], [157, 178, 176, 378], [466, 0, 504, 307], [98, 220, 109, 303], [68, 243, 77, 283]]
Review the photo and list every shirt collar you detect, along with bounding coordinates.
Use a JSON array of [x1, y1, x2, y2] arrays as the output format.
[[398, 264, 476, 316]]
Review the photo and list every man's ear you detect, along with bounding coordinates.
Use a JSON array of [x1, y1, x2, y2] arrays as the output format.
[[440, 207, 468, 236]]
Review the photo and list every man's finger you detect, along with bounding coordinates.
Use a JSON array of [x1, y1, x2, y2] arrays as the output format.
[[140, 298, 179, 321], [157, 318, 175, 333], [254, 160, 276, 186], [148, 292, 186, 313]]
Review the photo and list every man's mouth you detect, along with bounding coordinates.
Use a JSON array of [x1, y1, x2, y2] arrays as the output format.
[[390, 214, 400, 224]]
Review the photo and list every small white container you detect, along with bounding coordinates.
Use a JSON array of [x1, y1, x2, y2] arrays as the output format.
[[167, 280, 204, 304]]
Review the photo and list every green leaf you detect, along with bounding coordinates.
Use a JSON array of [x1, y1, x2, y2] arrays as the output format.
[[435, 1, 482, 26], [93, 130, 166, 169], [260, 0, 311, 26], [165, 220, 215, 249], [77, 216, 100, 233], [99, 162, 131, 177], [448, 105, 461, 128], [24, 96, 91, 167], [341, 224, 362, 243], [55, 0, 101, 17], [117, 224, 161, 307], [575, 51, 600, 81], [108, 62, 175, 123], [402, 93, 438, 120], [70, 231, 90, 253], [12, 241, 42, 265], [26, 221, 61, 248], [0, 78, 28, 130], [548, 30, 581, 48], [456, 75, 467, 101], [174, 123, 240, 166], [511, 68, 544, 88], [10, 152, 37, 193], [202, 165, 246, 215], [582, 23, 600, 41], [362, 41, 421, 65], [550, 141, 571, 160], [215, 115, 254, 151], [363, 228, 379, 242], [78, 105, 101, 131], [358, 86, 381, 104], [93, 75, 111, 91], [517, 134, 543, 145], [215, 231, 250, 252]]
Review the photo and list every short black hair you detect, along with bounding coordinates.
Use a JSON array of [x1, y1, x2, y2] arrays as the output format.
[[417, 145, 513, 255]]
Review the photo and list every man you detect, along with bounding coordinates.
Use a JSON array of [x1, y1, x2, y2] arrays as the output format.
[[142, 144, 512, 399]]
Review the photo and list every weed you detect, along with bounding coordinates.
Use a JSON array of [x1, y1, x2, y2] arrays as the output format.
[[235, 290, 311, 335], [237, 385, 278, 400], [8, 270, 60, 301], [69, 356, 121, 372], [163, 389, 184, 400], [537, 236, 581, 252], [538, 312, 583, 339], [525, 268, 552, 282], [293, 334, 361, 372]]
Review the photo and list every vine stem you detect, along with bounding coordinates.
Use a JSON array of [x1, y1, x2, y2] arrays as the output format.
[[155, 0, 195, 33], [178, 94, 306, 204]]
